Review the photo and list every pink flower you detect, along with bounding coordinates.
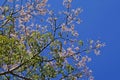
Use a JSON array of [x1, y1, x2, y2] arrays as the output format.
[[67, 47, 75, 55], [74, 47, 80, 51]]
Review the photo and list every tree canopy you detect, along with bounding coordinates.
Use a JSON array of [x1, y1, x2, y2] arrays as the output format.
[[0, 0, 105, 80]]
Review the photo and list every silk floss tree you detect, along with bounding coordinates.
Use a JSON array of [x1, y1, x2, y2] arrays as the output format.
[[0, 0, 105, 80]]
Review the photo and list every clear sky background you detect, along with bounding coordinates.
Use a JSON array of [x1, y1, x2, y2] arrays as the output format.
[[48, 0, 120, 80]]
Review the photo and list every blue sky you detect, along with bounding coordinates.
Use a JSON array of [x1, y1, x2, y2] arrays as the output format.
[[49, 0, 120, 80], [73, 0, 120, 80], [78, 0, 120, 80]]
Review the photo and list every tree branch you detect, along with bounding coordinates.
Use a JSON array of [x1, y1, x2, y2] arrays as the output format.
[[10, 72, 32, 80]]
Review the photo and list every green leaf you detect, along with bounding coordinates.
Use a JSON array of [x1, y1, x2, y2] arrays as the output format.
[[66, 64, 74, 73], [79, 40, 83, 46]]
